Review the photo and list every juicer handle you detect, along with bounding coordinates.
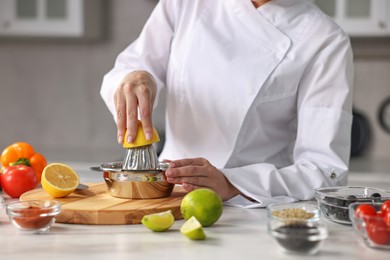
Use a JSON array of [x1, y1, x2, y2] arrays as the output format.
[[158, 162, 170, 171]]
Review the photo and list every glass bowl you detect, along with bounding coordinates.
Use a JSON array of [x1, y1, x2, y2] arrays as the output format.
[[267, 203, 328, 255], [349, 202, 390, 250], [6, 200, 61, 233], [0, 196, 4, 217], [314, 186, 390, 224]]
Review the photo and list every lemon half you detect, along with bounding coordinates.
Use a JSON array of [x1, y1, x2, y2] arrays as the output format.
[[41, 163, 80, 198], [141, 210, 175, 232], [123, 120, 160, 148], [180, 216, 206, 240]]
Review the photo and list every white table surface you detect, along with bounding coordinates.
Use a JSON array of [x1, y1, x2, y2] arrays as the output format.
[[1, 163, 390, 260]]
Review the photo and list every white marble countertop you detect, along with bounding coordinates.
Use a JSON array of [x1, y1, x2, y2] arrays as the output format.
[[1, 164, 390, 260]]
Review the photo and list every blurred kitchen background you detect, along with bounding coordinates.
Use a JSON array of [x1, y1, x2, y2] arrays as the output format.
[[0, 0, 389, 173]]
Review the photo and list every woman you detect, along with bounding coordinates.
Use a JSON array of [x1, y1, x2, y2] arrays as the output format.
[[101, 0, 354, 207]]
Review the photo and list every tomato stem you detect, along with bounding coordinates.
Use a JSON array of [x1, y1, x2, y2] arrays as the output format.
[[10, 158, 31, 167]]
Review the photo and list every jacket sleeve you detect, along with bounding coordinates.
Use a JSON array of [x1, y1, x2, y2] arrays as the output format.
[[222, 27, 354, 208], [100, 0, 175, 121]]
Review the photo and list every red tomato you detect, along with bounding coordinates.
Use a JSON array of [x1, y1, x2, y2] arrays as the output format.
[[383, 211, 390, 228], [381, 200, 390, 215], [366, 219, 390, 245], [1, 165, 38, 198], [355, 204, 377, 218], [380, 201, 390, 228]]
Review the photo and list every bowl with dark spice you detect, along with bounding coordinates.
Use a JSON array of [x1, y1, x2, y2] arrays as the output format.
[[6, 200, 61, 233], [267, 203, 328, 255], [315, 186, 390, 225]]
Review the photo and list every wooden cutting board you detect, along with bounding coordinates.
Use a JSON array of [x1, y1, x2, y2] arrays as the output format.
[[20, 183, 186, 225]]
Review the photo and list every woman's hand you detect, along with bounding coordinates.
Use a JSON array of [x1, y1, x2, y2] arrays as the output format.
[[114, 71, 157, 144], [165, 157, 241, 201]]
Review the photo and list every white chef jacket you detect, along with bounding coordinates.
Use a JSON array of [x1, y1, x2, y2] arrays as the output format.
[[101, 0, 354, 208]]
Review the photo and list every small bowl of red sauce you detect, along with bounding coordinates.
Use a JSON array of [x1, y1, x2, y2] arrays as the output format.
[[6, 200, 61, 233]]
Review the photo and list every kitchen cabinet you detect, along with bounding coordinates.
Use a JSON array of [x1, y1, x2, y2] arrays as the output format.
[[0, 0, 102, 39], [313, 0, 390, 36]]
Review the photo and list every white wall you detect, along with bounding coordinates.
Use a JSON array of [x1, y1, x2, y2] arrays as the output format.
[[0, 0, 389, 165], [0, 0, 158, 163]]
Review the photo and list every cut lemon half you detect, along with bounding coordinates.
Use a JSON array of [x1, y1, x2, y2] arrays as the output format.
[[123, 120, 160, 148], [180, 216, 206, 240], [41, 163, 80, 198], [141, 210, 175, 232]]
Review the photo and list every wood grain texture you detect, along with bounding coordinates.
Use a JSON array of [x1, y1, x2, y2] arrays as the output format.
[[20, 183, 185, 225]]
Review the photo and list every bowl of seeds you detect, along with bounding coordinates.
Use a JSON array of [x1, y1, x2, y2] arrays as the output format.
[[267, 203, 328, 255]]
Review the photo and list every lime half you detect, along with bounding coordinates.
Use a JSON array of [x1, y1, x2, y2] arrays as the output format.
[[141, 210, 174, 232], [180, 216, 206, 240]]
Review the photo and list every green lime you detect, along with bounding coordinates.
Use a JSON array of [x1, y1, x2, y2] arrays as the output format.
[[180, 216, 206, 240], [180, 188, 223, 227], [141, 210, 174, 232]]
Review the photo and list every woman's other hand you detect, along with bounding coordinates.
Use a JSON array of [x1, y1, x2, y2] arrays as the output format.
[[114, 71, 157, 144], [165, 158, 241, 201]]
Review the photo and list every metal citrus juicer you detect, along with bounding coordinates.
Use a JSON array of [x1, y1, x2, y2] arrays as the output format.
[[90, 121, 173, 199]]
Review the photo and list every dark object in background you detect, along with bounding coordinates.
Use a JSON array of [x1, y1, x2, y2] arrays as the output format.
[[351, 108, 371, 157], [378, 96, 390, 134]]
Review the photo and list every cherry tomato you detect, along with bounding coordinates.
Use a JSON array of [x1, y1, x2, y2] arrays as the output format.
[[380, 201, 390, 228], [381, 200, 390, 215], [355, 204, 377, 218], [383, 211, 390, 228], [1, 165, 38, 198], [366, 218, 390, 245]]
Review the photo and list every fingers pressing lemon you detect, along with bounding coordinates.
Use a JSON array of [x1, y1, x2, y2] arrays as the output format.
[[41, 163, 80, 198]]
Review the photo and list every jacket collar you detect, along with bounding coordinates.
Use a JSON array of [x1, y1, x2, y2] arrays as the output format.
[[226, 0, 291, 57]]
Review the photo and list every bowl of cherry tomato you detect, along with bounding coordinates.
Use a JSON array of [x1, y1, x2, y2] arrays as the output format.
[[349, 200, 390, 249]]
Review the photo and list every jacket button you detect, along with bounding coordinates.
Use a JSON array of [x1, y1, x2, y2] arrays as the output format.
[[330, 173, 336, 179]]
